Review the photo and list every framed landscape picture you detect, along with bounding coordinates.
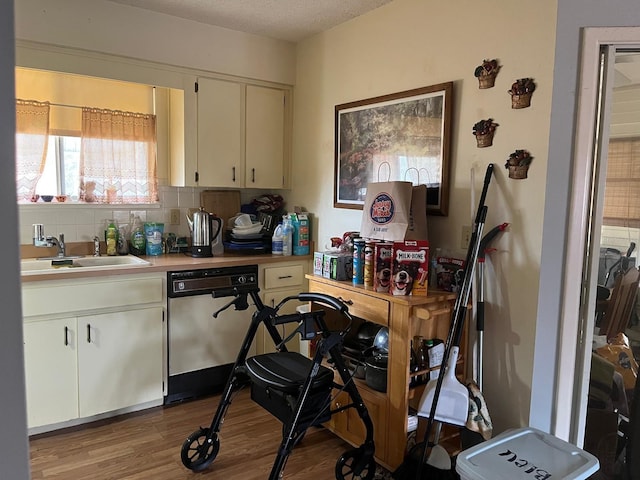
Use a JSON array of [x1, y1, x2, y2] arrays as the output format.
[[334, 82, 453, 215]]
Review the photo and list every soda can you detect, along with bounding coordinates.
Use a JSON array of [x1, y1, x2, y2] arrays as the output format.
[[353, 238, 365, 285], [364, 240, 375, 288]]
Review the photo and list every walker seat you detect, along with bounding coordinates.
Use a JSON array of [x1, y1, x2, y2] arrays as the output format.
[[246, 351, 334, 425]]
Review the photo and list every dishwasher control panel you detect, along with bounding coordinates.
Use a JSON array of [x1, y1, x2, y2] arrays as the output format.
[[167, 264, 258, 298]]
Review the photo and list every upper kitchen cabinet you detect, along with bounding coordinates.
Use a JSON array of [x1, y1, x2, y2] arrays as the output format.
[[196, 77, 243, 188], [245, 85, 287, 189], [191, 77, 291, 189]]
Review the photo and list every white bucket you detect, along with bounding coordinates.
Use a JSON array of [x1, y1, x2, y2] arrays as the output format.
[[456, 427, 599, 480]]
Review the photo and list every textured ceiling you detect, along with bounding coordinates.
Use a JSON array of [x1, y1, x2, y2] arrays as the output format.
[[106, 0, 393, 42]]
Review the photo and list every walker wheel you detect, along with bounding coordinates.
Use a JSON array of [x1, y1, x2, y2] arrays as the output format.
[[335, 447, 376, 480], [181, 427, 220, 472]]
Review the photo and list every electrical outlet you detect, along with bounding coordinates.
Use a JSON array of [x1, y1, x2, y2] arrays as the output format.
[[461, 225, 472, 250], [170, 209, 180, 225]]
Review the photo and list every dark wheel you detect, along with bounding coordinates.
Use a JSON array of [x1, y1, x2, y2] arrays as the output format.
[[181, 427, 220, 472], [335, 448, 376, 480]]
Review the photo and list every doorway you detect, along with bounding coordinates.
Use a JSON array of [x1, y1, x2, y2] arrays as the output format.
[[582, 47, 640, 478]]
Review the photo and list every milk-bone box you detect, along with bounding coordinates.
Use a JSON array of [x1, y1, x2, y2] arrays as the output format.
[[391, 240, 429, 296]]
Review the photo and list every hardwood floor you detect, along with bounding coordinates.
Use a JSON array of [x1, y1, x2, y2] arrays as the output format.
[[29, 389, 381, 479]]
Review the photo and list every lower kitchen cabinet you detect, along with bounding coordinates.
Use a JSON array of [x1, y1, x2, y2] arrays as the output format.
[[23, 307, 164, 429], [78, 307, 163, 418], [23, 317, 78, 428], [22, 274, 165, 431], [257, 261, 309, 354]]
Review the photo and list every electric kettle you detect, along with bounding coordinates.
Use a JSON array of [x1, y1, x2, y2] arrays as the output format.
[[186, 207, 223, 257]]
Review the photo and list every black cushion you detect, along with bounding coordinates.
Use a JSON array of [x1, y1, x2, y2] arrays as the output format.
[[245, 352, 333, 393]]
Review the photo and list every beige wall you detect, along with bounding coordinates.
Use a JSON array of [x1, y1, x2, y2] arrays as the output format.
[[291, 0, 558, 432]]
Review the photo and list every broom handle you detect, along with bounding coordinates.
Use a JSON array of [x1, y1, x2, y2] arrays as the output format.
[[415, 164, 493, 479], [416, 207, 487, 478]]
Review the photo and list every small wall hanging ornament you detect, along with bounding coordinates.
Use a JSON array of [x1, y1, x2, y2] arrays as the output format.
[[474, 59, 501, 89], [472, 118, 499, 148], [508, 78, 536, 109], [505, 149, 533, 179]]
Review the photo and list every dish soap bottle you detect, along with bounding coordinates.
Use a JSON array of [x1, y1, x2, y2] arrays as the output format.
[[130, 216, 146, 256], [106, 221, 118, 256]]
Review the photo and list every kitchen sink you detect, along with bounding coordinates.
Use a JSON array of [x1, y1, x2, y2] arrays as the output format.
[[21, 255, 150, 274]]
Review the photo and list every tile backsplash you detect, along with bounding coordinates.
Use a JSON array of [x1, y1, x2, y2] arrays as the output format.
[[18, 186, 263, 245]]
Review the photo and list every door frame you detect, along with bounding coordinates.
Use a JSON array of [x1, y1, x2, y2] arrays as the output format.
[[560, 26, 640, 445]]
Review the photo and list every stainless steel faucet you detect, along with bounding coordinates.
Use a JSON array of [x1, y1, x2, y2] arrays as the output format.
[[32, 224, 66, 257]]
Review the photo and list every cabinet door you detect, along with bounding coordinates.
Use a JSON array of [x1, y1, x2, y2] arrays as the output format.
[[23, 318, 78, 428], [197, 77, 243, 187], [245, 85, 286, 189], [78, 307, 163, 417], [329, 386, 387, 461], [261, 288, 303, 354]]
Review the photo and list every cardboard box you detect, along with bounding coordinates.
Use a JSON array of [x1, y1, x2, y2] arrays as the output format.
[[291, 213, 311, 256], [313, 251, 324, 276], [324, 252, 353, 281], [435, 257, 465, 292], [391, 240, 429, 296], [373, 242, 393, 293]]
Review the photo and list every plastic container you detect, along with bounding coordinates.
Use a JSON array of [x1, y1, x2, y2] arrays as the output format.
[[144, 222, 164, 256], [456, 427, 599, 480], [130, 216, 146, 256], [106, 221, 118, 256], [272, 223, 284, 255], [282, 215, 293, 256], [353, 238, 365, 285]]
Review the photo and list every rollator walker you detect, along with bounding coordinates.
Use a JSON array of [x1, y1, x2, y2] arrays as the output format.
[[180, 279, 377, 480]]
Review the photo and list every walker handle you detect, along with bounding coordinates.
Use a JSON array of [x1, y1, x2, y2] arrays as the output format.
[[296, 293, 349, 313]]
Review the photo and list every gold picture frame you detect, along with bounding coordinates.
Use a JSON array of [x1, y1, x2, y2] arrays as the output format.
[[334, 82, 453, 215]]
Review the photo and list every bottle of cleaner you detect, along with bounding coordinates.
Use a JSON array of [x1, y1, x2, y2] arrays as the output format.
[[282, 215, 293, 256], [106, 221, 118, 256], [272, 222, 284, 255]]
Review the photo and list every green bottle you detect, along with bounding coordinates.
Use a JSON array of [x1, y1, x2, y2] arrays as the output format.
[[130, 216, 146, 256], [106, 222, 117, 256]]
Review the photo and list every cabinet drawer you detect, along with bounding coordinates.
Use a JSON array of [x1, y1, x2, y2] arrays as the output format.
[[309, 283, 389, 326], [263, 264, 304, 290], [22, 276, 163, 317]]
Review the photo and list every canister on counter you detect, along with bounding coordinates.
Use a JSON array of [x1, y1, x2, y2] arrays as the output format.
[[353, 238, 365, 285], [364, 240, 375, 288]]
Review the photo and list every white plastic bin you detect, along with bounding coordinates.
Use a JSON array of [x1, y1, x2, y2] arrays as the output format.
[[456, 427, 599, 480]]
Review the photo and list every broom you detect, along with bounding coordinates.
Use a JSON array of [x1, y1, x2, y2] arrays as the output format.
[[409, 164, 494, 480]]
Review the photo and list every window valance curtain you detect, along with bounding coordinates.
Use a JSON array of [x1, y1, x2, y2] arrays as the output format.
[[80, 108, 158, 204], [15, 99, 50, 201]]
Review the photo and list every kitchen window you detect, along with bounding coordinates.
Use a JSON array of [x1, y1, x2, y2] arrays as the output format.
[[15, 68, 159, 204], [15, 103, 158, 204], [37, 135, 81, 199]]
